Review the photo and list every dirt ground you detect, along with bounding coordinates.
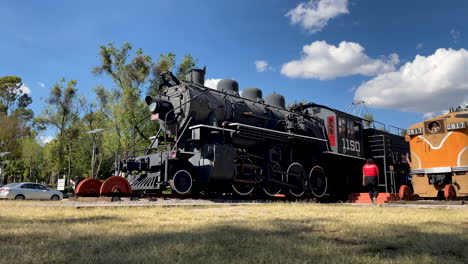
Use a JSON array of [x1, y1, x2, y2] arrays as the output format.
[[9, 197, 467, 209]]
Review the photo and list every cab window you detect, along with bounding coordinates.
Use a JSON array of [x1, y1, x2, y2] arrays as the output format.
[[354, 122, 362, 140], [328, 118, 334, 135], [339, 118, 346, 137], [347, 121, 354, 139]]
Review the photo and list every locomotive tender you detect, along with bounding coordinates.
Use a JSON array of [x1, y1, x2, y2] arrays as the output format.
[[76, 68, 409, 198]]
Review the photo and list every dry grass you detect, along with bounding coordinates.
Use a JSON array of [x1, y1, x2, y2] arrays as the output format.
[[0, 201, 467, 264]]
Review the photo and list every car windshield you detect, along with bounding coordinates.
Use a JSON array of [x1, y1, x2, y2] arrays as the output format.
[[3, 183, 20, 188]]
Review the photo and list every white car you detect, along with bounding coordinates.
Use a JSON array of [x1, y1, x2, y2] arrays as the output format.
[[0, 182, 63, 200]]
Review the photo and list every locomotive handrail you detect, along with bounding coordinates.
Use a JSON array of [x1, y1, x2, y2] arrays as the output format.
[[131, 113, 152, 156], [371, 120, 386, 131], [144, 126, 163, 155], [172, 116, 193, 152], [227, 123, 328, 142], [388, 125, 407, 136]]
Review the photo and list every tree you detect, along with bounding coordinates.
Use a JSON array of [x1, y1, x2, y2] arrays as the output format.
[[92, 43, 153, 163], [0, 76, 22, 115], [0, 76, 33, 118], [91, 43, 198, 178], [35, 78, 82, 181], [0, 115, 26, 160], [148, 52, 197, 96], [362, 113, 374, 128], [21, 136, 43, 182]]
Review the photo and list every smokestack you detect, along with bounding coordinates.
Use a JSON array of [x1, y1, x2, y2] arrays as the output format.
[[185, 67, 206, 86]]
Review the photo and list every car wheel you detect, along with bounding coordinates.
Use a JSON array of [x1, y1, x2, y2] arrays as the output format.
[[50, 195, 60, 201], [14, 195, 25, 200]]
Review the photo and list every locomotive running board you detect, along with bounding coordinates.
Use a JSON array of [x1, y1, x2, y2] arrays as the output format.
[[322, 151, 366, 160], [227, 123, 328, 143], [189, 124, 236, 133]]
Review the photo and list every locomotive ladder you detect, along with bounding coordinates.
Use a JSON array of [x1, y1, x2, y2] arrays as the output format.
[[368, 135, 396, 193]]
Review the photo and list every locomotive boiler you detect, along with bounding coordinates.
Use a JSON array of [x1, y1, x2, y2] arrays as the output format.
[[117, 68, 330, 197]]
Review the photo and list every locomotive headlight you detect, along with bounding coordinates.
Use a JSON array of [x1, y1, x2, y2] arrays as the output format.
[[447, 122, 466, 130], [148, 101, 158, 113], [145, 96, 159, 114], [144, 95, 175, 120]]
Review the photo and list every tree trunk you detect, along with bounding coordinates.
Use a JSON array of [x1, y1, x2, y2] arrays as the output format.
[[68, 143, 72, 184]]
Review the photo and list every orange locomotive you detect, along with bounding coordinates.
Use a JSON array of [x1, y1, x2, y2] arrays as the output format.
[[404, 105, 468, 199]]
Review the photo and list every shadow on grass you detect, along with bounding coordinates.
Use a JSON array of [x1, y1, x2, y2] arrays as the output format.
[[0, 215, 123, 225], [0, 216, 466, 264], [354, 223, 467, 261]]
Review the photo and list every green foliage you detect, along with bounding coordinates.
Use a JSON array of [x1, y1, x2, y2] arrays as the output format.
[[91, 43, 154, 168], [21, 136, 43, 182], [0, 44, 198, 185], [362, 113, 374, 128], [149, 53, 198, 95], [35, 78, 82, 180], [0, 76, 22, 115]]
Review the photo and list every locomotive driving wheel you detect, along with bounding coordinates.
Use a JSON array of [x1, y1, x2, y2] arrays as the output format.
[[309, 165, 327, 198], [169, 169, 193, 194], [232, 159, 257, 196], [286, 162, 307, 198], [262, 161, 283, 197]]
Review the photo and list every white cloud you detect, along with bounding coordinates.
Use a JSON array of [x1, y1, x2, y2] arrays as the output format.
[[204, 79, 222, 89], [281, 41, 399, 80], [423, 112, 438, 119], [39, 136, 54, 145], [286, 0, 349, 33], [37, 82, 45, 88], [416, 43, 423, 49], [450, 29, 461, 43], [255, 60, 269, 72], [354, 48, 468, 113], [18, 83, 31, 94]]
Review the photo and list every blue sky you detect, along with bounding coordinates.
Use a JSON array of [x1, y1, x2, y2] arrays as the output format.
[[1, 0, 467, 141]]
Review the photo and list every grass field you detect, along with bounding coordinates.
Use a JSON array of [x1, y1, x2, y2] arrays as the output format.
[[0, 201, 467, 264]]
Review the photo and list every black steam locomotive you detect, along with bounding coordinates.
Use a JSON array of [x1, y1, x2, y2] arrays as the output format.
[[110, 68, 409, 199]]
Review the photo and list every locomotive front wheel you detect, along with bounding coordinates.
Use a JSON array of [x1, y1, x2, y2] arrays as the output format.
[[262, 161, 283, 197], [444, 184, 456, 200], [309, 165, 327, 198], [286, 162, 307, 198], [398, 185, 411, 200], [169, 170, 193, 195]]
